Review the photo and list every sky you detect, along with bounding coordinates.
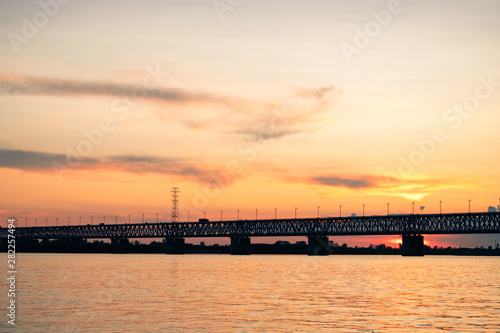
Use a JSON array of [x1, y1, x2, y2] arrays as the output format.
[[0, 0, 499, 247]]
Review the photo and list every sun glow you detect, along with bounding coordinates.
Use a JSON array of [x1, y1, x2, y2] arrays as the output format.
[[398, 193, 428, 201]]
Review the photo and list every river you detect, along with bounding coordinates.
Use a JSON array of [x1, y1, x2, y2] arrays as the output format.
[[4, 254, 500, 332]]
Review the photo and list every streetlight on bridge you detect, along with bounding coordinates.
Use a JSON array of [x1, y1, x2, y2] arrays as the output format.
[[339, 204, 342, 218], [387, 203, 390, 215], [295, 207, 297, 219], [363, 203, 365, 217], [317, 206, 320, 219]]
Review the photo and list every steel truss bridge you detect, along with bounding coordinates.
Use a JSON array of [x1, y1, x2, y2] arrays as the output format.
[[2, 212, 499, 239], [2, 212, 499, 255]]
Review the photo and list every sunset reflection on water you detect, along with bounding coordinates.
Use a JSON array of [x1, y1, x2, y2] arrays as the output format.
[[10, 254, 500, 332]]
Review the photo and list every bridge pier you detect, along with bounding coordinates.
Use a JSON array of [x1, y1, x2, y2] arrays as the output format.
[[401, 234, 424, 256], [165, 238, 185, 254], [230, 237, 251, 255], [308, 236, 331, 256]]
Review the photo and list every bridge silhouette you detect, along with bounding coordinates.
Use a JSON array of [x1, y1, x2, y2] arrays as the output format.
[[2, 212, 499, 256]]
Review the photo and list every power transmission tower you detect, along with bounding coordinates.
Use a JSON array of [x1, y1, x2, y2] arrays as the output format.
[[171, 187, 179, 222]]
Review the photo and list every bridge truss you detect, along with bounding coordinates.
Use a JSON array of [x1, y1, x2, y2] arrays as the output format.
[[2, 212, 499, 240]]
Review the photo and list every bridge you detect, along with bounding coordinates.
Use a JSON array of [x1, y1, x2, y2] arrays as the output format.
[[2, 212, 499, 256]]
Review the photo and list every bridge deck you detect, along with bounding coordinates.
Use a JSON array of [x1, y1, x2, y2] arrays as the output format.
[[2, 212, 499, 240]]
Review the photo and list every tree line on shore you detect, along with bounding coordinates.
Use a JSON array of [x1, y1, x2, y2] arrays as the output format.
[[5, 239, 500, 255]]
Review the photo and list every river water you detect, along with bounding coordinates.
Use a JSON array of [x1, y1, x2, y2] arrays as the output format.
[[3, 254, 500, 332]]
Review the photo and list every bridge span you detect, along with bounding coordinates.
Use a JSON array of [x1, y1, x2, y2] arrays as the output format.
[[2, 212, 499, 256]]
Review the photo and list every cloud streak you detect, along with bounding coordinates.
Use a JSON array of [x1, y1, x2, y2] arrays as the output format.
[[0, 73, 237, 105], [0, 148, 235, 187], [311, 175, 377, 189], [302, 172, 456, 201], [0, 149, 99, 169]]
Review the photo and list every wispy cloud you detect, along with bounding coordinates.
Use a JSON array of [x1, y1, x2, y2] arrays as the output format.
[[311, 175, 379, 189], [302, 172, 456, 201], [0, 73, 337, 142], [231, 86, 337, 142], [0, 73, 237, 105], [0, 149, 99, 169], [0, 148, 236, 187], [294, 85, 336, 103]]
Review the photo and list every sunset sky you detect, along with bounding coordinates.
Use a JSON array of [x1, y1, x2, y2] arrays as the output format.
[[1, 0, 499, 247]]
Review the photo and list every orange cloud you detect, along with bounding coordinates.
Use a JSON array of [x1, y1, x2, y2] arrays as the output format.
[[0, 148, 241, 187]]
